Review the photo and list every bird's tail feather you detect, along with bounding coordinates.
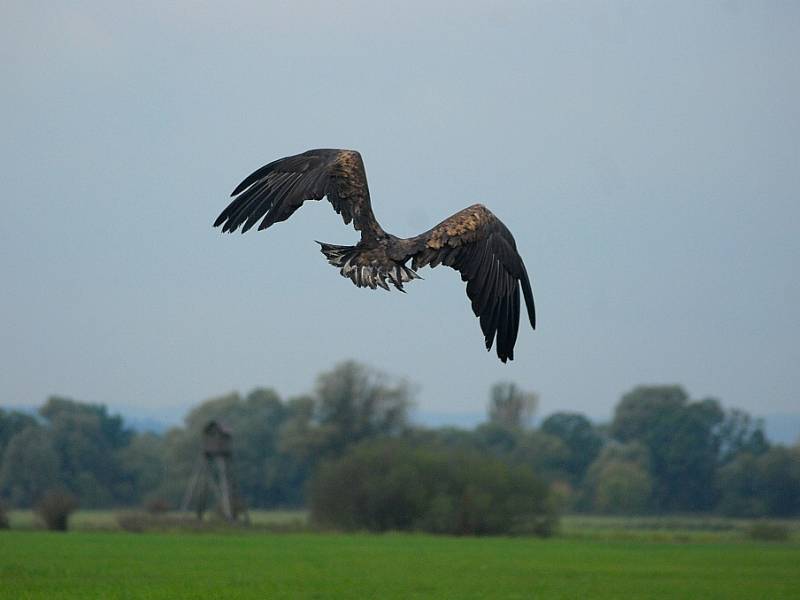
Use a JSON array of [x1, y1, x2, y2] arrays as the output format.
[[317, 242, 420, 292]]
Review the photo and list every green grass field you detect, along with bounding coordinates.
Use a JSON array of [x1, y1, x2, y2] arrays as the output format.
[[1, 529, 799, 599]]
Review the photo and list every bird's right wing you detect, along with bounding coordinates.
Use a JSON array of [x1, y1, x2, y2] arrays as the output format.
[[402, 204, 536, 362]]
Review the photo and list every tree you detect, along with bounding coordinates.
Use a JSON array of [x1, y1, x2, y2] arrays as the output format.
[[717, 445, 800, 517], [583, 442, 652, 514], [279, 361, 411, 462], [610, 386, 724, 511], [314, 361, 411, 451], [611, 385, 689, 442], [0, 409, 37, 463], [487, 382, 537, 429], [118, 432, 167, 504], [38, 396, 133, 506], [715, 408, 769, 465], [474, 422, 522, 456], [40, 397, 131, 450], [591, 462, 653, 515], [511, 430, 571, 483], [540, 412, 603, 482], [0, 426, 61, 506]]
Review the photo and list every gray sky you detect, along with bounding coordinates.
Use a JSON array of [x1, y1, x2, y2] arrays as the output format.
[[2, 1, 798, 425]]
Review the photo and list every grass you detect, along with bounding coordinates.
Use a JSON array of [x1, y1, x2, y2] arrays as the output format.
[[13, 509, 798, 543], [559, 514, 800, 543], [5, 509, 309, 531], [1, 530, 798, 599]]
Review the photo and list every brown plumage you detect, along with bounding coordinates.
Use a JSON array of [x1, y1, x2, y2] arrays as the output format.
[[214, 149, 536, 362]]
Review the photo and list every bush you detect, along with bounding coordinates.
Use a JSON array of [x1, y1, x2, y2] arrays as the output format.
[[0, 501, 9, 529], [116, 512, 148, 533], [747, 522, 790, 542], [144, 497, 170, 515], [310, 440, 558, 536], [35, 489, 78, 531]]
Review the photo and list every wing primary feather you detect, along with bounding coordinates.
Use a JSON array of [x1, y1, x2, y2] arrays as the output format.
[[240, 186, 278, 233], [497, 292, 512, 361], [507, 285, 521, 359], [520, 267, 536, 329], [238, 175, 294, 232], [226, 172, 291, 231], [261, 173, 307, 228], [230, 160, 279, 196], [477, 257, 501, 316]]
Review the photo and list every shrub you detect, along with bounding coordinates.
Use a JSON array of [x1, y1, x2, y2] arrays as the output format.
[[144, 497, 170, 515], [35, 489, 78, 531], [747, 522, 790, 542], [0, 501, 9, 529], [116, 512, 148, 533], [310, 440, 558, 536]]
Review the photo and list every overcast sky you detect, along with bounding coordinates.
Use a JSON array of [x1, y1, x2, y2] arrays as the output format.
[[2, 1, 798, 425]]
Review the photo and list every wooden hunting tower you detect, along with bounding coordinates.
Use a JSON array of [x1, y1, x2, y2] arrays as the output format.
[[203, 420, 232, 456], [181, 420, 247, 522]]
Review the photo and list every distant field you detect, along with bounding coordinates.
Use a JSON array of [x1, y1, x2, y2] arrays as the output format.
[[6, 509, 308, 531], [1, 530, 798, 599], [560, 514, 800, 543], [7, 510, 800, 543]]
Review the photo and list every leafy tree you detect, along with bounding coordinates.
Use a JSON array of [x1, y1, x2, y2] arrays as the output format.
[[715, 408, 769, 465], [756, 445, 800, 516], [716, 452, 763, 517], [38, 396, 133, 506], [313, 361, 411, 453], [511, 430, 571, 483], [0, 409, 37, 463], [277, 361, 411, 466], [0, 425, 61, 506], [717, 445, 800, 517], [467, 423, 571, 485], [583, 442, 652, 514], [611, 385, 690, 442], [611, 386, 724, 511], [540, 412, 603, 482], [487, 382, 537, 429], [40, 397, 131, 450], [592, 462, 653, 515], [474, 422, 522, 456], [118, 432, 167, 504]]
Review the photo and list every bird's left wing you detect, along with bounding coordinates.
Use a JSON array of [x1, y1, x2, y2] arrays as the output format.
[[214, 149, 380, 235], [402, 204, 536, 362]]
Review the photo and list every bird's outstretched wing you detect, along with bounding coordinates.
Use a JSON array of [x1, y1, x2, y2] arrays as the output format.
[[214, 149, 383, 237], [403, 204, 536, 362]]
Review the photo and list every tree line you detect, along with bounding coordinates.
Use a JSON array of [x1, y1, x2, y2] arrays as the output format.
[[1, 361, 798, 520]]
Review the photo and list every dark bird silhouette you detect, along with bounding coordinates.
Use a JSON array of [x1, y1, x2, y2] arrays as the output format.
[[214, 149, 536, 362]]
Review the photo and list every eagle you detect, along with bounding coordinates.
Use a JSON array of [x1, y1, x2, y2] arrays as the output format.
[[214, 149, 536, 362]]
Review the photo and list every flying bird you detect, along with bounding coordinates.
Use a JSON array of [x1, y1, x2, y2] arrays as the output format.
[[214, 149, 536, 362]]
